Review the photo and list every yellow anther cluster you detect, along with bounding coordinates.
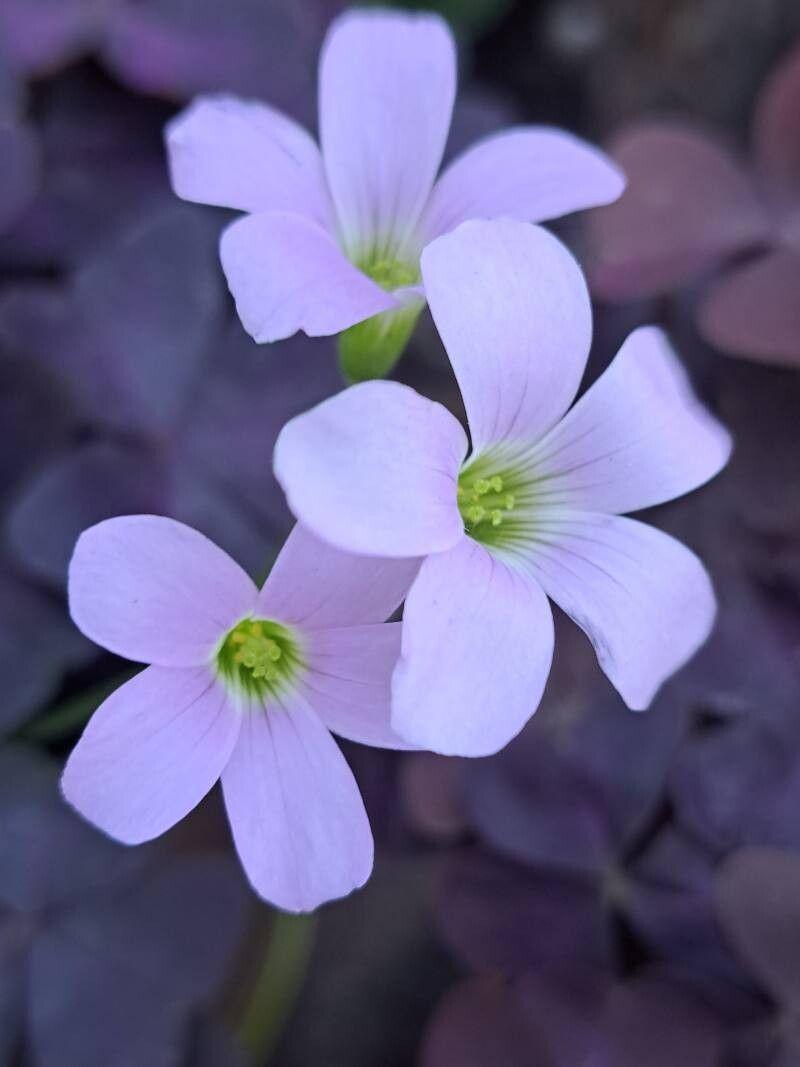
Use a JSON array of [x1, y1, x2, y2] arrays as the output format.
[[458, 473, 516, 531], [230, 621, 282, 682]]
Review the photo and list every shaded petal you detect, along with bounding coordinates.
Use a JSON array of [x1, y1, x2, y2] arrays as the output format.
[[716, 846, 800, 1005], [62, 665, 240, 845], [392, 539, 554, 756], [527, 326, 732, 513], [698, 250, 800, 367], [221, 695, 373, 911], [753, 42, 800, 199], [166, 94, 331, 224], [274, 381, 466, 557], [305, 623, 414, 750], [587, 122, 769, 299], [421, 219, 592, 452], [319, 9, 455, 256], [220, 211, 395, 343], [258, 523, 420, 628], [521, 513, 716, 709], [69, 515, 257, 666], [423, 127, 624, 241]]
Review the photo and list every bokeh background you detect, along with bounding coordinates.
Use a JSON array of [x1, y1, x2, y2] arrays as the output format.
[[1, 1, 800, 1064]]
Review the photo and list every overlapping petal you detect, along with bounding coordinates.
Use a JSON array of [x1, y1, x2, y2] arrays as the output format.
[[526, 327, 732, 513], [319, 9, 455, 257], [274, 381, 466, 557], [258, 523, 419, 629], [221, 695, 373, 911], [698, 249, 800, 366], [69, 515, 257, 666], [166, 95, 331, 224], [62, 666, 240, 844], [422, 127, 625, 241], [392, 538, 554, 756], [421, 220, 592, 452], [305, 624, 414, 749], [519, 513, 716, 709], [220, 212, 395, 343]]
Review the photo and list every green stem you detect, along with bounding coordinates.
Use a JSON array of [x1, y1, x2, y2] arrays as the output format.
[[239, 911, 318, 1063], [20, 668, 140, 743]]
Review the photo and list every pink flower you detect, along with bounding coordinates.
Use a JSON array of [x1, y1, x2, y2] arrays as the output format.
[[61, 516, 418, 911], [274, 219, 732, 757], [587, 42, 800, 367], [165, 7, 624, 379]]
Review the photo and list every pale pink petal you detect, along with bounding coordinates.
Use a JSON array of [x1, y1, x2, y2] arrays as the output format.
[[257, 524, 419, 629], [62, 666, 240, 844], [587, 123, 769, 300], [319, 9, 455, 257], [421, 219, 592, 452], [422, 127, 625, 241], [274, 381, 467, 557], [221, 695, 373, 912], [68, 516, 257, 667], [220, 212, 396, 343], [392, 539, 554, 757], [527, 327, 732, 513], [304, 623, 414, 749], [519, 513, 716, 710], [698, 250, 800, 367], [753, 42, 800, 199], [166, 94, 332, 226]]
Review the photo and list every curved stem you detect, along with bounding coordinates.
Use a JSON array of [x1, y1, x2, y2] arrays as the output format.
[[239, 910, 318, 1063]]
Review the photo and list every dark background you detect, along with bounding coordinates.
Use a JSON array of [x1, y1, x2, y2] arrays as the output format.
[[1, 2, 799, 1065]]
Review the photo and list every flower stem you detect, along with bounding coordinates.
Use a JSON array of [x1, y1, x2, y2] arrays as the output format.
[[239, 910, 318, 1063]]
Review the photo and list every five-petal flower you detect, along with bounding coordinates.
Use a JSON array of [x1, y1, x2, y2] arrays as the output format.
[[62, 515, 419, 911], [274, 219, 732, 757], [166, 7, 624, 379]]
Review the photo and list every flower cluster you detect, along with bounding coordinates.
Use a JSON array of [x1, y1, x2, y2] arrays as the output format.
[[59, 8, 731, 915]]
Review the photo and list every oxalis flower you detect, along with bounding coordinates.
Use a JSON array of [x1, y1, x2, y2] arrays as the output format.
[[165, 7, 624, 382], [61, 516, 418, 911], [274, 219, 733, 757]]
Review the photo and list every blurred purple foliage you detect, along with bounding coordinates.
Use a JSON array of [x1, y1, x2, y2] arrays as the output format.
[[0, 1, 798, 1065], [0, 745, 248, 1066]]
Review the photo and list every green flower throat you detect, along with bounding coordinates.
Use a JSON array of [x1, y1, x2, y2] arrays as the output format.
[[216, 618, 303, 701], [457, 455, 537, 550]]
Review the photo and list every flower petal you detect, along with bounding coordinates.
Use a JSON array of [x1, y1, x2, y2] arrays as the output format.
[[304, 623, 414, 750], [221, 696, 373, 911], [319, 9, 455, 256], [274, 381, 467, 557], [527, 326, 732, 514], [257, 524, 420, 628], [422, 127, 625, 241], [421, 219, 592, 453], [587, 122, 769, 300], [166, 94, 331, 225], [392, 538, 554, 757], [69, 515, 257, 666], [61, 665, 240, 844], [698, 250, 800, 367], [521, 513, 716, 710], [220, 211, 395, 343]]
